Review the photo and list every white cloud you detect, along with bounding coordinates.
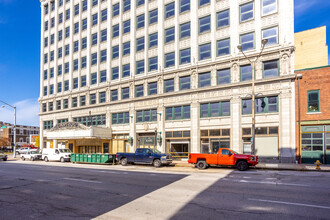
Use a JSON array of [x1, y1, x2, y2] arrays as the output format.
[[0, 98, 39, 127]]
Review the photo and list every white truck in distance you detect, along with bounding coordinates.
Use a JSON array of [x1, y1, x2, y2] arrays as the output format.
[[42, 148, 72, 162]]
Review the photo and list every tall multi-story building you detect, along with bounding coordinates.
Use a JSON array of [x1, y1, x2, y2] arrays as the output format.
[[39, 0, 296, 162]]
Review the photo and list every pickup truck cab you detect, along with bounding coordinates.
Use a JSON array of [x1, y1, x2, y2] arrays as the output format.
[[117, 148, 173, 167], [188, 148, 258, 171]]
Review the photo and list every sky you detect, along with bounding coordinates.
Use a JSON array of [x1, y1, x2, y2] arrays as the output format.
[[0, 0, 329, 127]]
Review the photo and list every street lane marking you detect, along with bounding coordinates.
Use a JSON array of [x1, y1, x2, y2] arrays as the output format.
[[248, 198, 330, 210], [223, 179, 310, 187], [63, 178, 102, 184], [94, 172, 232, 220]]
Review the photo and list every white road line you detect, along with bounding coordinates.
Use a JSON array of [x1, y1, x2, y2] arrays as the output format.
[[63, 178, 102, 184], [223, 179, 310, 187], [248, 198, 330, 210], [94, 171, 232, 220]]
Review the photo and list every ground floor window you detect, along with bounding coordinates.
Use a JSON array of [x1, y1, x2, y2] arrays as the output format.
[[165, 130, 190, 159], [200, 129, 230, 154], [112, 134, 129, 154], [78, 146, 102, 153], [301, 125, 330, 164]]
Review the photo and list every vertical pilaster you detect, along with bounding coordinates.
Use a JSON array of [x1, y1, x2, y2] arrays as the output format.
[[231, 97, 241, 152], [190, 99, 200, 153]]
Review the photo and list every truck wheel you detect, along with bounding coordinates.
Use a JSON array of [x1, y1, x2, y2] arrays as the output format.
[[44, 157, 49, 162], [120, 158, 128, 166], [30, 157, 34, 161], [237, 161, 248, 171], [21, 157, 25, 161], [3, 158, 7, 161], [60, 157, 65, 163], [153, 159, 161, 168], [197, 161, 207, 169]]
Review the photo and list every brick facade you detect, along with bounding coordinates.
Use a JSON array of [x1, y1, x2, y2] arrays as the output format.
[[295, 65, 330, 160]]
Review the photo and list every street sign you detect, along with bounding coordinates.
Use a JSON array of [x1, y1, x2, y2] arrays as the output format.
[[1, 126, 6, 129]]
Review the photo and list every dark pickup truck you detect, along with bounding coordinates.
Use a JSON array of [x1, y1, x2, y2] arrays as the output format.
[[116, 148, 173, 167]]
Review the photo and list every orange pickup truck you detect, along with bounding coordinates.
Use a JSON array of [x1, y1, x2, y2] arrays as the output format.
[[188, 148, 258, 171]]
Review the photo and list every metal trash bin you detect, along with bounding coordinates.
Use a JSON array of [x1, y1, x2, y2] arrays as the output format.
[[79, 154, 84, 162], [71, 153, 76, 162], [91, 154, 97, 163], [96, 154, 102, 163], [100, 154, 109, 163], [83, 154, 88, 162], [87, 154, 92, 163], [108, 154, 116, 164]]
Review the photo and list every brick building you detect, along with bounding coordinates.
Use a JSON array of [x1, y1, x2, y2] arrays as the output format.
[[0, 122, 40, 148], [295, 65, 330, 164]]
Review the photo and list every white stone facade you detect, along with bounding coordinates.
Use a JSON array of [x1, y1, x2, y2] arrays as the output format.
[[39, 0, 296, 162]]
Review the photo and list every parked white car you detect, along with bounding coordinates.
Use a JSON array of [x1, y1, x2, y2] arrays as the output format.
[[21, 150, 42, 161], [42, 148, 72, 162]]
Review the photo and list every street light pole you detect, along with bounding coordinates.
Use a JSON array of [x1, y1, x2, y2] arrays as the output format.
[[0, 99, 17, 158], [237, 39, 268, 155]]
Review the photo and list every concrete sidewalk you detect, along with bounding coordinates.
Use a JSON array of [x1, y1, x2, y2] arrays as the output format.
[[5, 154, 330, 172], [172, 160, 330, 172]]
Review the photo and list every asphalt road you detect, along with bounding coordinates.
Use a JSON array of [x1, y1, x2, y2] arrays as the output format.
[[0, 161, 330, 220]]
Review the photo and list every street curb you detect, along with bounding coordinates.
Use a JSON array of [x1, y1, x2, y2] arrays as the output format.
[[172, 162, 330, 172]]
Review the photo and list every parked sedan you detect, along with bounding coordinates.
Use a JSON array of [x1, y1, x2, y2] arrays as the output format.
[[0, 151, 8, 161], [21, 150, 42, 161]]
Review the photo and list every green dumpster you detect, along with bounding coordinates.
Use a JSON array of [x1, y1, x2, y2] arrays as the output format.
[[79, 154, 84, 162], [71, 153, 76, 162], [83, 154, 88, 162], [96, 154, 102, 163], [108, 154, 116, 164], [87, 154, 92, 163], [91, 154, 97, 163], [100, 154, 109, 163]]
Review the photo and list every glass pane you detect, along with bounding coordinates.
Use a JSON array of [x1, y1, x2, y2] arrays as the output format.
[[222, 101, 230, 116], [242, 99, 252, 114], [242, 128, 251, 135], [174, 107, 181, 119], [301, 133, 311, 138], [256, 127, 267, 135], [313, 133, 323, 139], [269, 127, 278, 134], [173, 131, 182, 137], [222, 129, 230, 136], [166, 132, 172, 138], [183, 131, 190, 137], [209, 130, 220, 136], [201, 130, 208, 137], [201, 103, 209, 117], [210, 103, 219, 117]]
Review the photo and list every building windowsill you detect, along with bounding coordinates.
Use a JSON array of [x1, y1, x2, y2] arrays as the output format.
[[307, 112, 322, 115]]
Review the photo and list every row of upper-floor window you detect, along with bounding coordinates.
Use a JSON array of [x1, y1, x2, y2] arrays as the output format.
[[44, 0, 105, 15], [42, 95, 278, 128], [45, 23, 277, 56], [42, 59, 279, 100], [44, 0, 277, 32], [43, 27, 278, 78]]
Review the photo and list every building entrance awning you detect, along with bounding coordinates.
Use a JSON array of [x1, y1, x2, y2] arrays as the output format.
[[45, 122, 112, 140]]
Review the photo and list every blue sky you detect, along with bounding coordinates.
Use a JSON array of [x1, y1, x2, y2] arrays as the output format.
[[0, 0, 329, 126]]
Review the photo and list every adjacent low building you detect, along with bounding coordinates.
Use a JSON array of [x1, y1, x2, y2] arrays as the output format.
[[295, 65, 330, 164], [0, 121, 40, 148], [39, 0, 296, 162]]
